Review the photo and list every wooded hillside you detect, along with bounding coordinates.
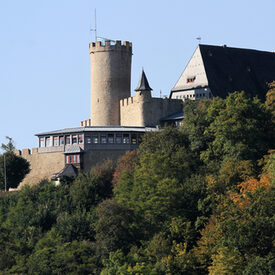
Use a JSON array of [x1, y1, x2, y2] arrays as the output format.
[[0, 91, 274, 274]]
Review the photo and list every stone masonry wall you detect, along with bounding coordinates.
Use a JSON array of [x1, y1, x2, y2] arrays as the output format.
[[90, 40, 132, 126], [120, 93, 183, 126], [15, 148, 65, 187]]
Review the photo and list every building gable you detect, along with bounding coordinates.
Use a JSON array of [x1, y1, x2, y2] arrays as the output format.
[[171, 46, 209, 93]]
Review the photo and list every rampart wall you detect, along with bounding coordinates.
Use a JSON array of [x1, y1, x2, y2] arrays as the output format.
[[120, 93, 183, 126], [15, 149, 65, 187], [14, 147, 133, 187]]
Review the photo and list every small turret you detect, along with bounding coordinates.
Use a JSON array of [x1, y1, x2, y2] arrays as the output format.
[[135, 69, 152, 95]]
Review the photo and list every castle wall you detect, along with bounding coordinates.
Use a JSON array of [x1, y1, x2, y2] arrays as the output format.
[[15, 146, 137, 187], [82, 149, 131, 173], [15, 149, 65, 187], [120, 93, 183, 126], [90, 40, 132, 126]]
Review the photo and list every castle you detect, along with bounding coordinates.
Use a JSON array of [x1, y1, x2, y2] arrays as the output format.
[[16, 40, 183, 186], [15, 40, 275, 186]]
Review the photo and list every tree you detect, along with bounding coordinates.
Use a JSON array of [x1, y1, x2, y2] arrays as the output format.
[[1, 136, 15, 152], [95, 199, 135, 255], [114, 128, 204, 234], [112, 150, 139, 185], [181, 99, 212, 156], [0, 137, 30, 190], [265, 81, 275, 121], [201, 92, 274, 164]]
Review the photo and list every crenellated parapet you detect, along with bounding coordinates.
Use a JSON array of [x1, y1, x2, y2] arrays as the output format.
[[14, 148, 38, 157], [89, 40, 132, 54], [120, 94, 183, 127]]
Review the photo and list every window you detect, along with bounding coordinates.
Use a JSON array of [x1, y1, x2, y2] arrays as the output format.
[[59, 136, 64, 145], [186, 76, 196, 83], [131, 134, 137, 144], [53, 136, 59, 146], [108, 134, 114, 144], [65, 135, 70, 145], [85, 136, 91, 144], [92, 134, 99, 144], [39, 137, 45, 147], [123, 134, 130, 144], [100, 134, 107, 144], [66, 155, 70, 164], [45, 137, 51, 147], [116, 134, 122, 144], [78, 135, 83, 144], [66, 154, 80, 164], [72, 135, 77, 144]]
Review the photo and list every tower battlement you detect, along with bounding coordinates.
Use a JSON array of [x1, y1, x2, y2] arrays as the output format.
[[89, 40, 132, 54]]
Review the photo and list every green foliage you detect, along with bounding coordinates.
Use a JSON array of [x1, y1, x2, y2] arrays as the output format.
[[70, 160, 114, 210], [0, 137, 30, 190], [1, 136, 15, 152], [0, 92, 273, 274], [55, 210, 96, 242], [112, 150, 139, 185], [181, 99, 212, 155], [201, 92, 274, 163], [265, 81, 275, 121], [0, 152, 30, 190], [95, 199, 135, 255], [27, 240, 98, 275]]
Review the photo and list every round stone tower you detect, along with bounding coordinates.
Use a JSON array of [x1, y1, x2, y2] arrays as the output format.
[[90, 40, 132, 126]]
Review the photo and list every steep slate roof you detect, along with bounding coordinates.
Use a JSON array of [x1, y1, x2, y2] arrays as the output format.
[[135, 69, 153, 91], [200, 45, 275, 100], [171, 44, 275, 100]]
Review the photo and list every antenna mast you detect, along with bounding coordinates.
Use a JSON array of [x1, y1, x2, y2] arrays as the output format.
[[94, 9, 97, 42], [90, 9, 97, 42], [196, 36, 202, 44]]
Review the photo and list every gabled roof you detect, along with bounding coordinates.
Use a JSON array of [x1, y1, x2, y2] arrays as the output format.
[[171, 44, 275, 100], [200, 45, 275, 100], [52, 164, 78, 179], [135, 69, 152, 91]]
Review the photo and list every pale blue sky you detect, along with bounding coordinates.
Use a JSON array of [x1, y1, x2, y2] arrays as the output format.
[[0, 0, 275, 151]]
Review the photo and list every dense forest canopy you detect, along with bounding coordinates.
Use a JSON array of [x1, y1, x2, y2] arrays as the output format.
[[0, 91, 274, 274]]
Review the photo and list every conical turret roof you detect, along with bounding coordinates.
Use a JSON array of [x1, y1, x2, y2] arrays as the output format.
[[135, 69, 152, 92]]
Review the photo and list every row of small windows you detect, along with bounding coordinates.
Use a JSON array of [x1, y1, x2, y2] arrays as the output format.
[[39, 133, 142, 147], [175, 93, 207, 99], [66, 154, 80, 164], [86, 133, 141, 145], [39, 135, 84, 147]]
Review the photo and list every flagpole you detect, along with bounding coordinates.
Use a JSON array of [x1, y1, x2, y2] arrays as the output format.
[[4, 154, 7, 192]]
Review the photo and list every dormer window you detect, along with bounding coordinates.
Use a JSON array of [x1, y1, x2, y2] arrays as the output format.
[[187, 76, 196, 83]]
